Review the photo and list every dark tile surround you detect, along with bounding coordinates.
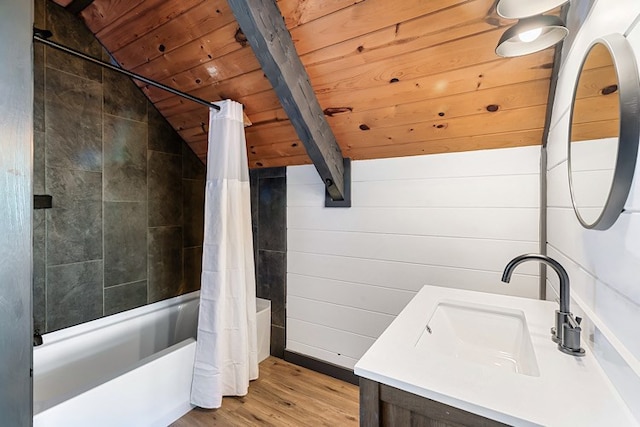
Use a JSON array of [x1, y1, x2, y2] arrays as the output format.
[[33, 0, 205, 333], [250, 167, 287, 358]]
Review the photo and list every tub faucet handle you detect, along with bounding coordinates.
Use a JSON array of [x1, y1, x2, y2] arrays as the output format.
[[33, 329, 43, 347]]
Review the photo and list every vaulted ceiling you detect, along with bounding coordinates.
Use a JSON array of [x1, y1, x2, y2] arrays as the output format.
[[50, 0, 556, 168]]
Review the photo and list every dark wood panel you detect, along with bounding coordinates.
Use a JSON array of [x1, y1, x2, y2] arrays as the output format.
[[363, 379, 510, 427], [381, 401, 412, 426], [384, 383, 508, 426], [360, 378, 381, 426]]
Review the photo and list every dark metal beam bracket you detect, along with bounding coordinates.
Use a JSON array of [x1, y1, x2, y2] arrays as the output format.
[[325, 158, 351, 207]]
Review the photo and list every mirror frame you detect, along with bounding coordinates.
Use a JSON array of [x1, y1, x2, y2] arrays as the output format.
[[568, 33, 640, 230]]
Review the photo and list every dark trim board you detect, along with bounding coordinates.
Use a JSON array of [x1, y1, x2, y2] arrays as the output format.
[[539, 3, 570, 300], [283, 350, 359, 386]]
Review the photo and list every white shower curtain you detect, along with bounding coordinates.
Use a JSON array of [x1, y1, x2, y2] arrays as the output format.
[[190, 100, 258, 409]]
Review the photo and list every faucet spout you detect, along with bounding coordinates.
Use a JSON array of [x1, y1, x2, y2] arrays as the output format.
[[502, 253, 584, 356], [501, 253, 570, 313]]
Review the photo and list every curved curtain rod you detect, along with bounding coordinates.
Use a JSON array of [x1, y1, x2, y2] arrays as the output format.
[[33, 28, 221, 111]]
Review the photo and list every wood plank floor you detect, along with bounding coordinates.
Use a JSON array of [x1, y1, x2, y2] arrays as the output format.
[[171, 357, 359, 426]]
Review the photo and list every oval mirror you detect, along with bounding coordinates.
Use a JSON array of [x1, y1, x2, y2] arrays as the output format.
[[568, 34, 640, 230]]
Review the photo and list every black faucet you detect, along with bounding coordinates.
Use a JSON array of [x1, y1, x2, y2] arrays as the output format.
[[502, 254, 585, 356], [33, 328, 43, 347]]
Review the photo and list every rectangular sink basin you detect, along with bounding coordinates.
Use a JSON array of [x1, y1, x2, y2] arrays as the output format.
[[416, 299, 540, 377]]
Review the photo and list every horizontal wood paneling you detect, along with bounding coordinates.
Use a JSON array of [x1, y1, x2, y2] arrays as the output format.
[[288, 206, 539, 241], [287, 0, 466, 56], [112, 0, 234, 70], [288, 318, 375, 361], [288, 274, 416, 316], [72, 0, 555, 166], [288, 295, 394, 339], [287, 147, 540, 368], [80, 0, 145, 33], [288, 176, 539, 208], [278, 0, 365, 29], [288, 252, 538, 297], [289, 230, 539, 275], [290, 145, 542, 182]]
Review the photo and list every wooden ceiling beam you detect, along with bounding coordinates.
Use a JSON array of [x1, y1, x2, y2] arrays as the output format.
[[66, 0, 95, 15], [227, 0, 348, 203]]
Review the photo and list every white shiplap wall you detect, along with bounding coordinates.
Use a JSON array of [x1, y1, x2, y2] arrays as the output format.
[[287, 146, 540, 369], [546, 0, 640, 422]]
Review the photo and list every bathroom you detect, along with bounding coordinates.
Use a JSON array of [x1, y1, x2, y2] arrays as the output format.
[[1, 0, 639, 425]]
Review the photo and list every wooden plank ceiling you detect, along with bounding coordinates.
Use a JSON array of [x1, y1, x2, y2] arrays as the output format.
[[52, 0, 556, 168]]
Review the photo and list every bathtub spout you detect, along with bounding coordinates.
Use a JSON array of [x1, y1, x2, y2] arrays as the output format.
[[34, 329, 43, 346]]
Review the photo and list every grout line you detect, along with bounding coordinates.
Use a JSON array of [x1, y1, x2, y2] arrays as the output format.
[[147, 148, 182, 157], [42, 9, 48, 333], [146, 116, 150, 305], [102, 111, 147, 125], [101, 66, 106, 318], [47, 258, 103, 269], [104, 279, 147, 290]]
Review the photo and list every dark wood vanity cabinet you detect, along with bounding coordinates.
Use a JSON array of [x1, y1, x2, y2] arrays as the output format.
[[359, 378, 510, 427]]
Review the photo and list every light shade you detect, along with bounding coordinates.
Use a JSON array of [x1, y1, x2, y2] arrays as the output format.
[[497, 0, 569, 19], [495, 15, 568, 58]]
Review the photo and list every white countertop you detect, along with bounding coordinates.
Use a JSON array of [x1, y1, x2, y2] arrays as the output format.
[[354, 285, 638, 426]]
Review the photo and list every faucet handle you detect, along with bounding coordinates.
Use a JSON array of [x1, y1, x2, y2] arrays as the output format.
[[559, 315, 586, 356]]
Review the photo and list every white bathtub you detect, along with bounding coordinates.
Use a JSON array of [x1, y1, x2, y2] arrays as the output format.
[[34, 292, 271, 427], [34, 291, 200, 427]]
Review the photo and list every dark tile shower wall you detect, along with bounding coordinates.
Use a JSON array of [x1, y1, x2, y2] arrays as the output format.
[[250, 167, 287, 358], [33, 0, 205, 333]]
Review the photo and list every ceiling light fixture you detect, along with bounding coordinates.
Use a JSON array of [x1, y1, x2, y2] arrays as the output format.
[[495, 15, 569, 58], [518, 27, 543, 43], [496, 0, 569, 19]]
